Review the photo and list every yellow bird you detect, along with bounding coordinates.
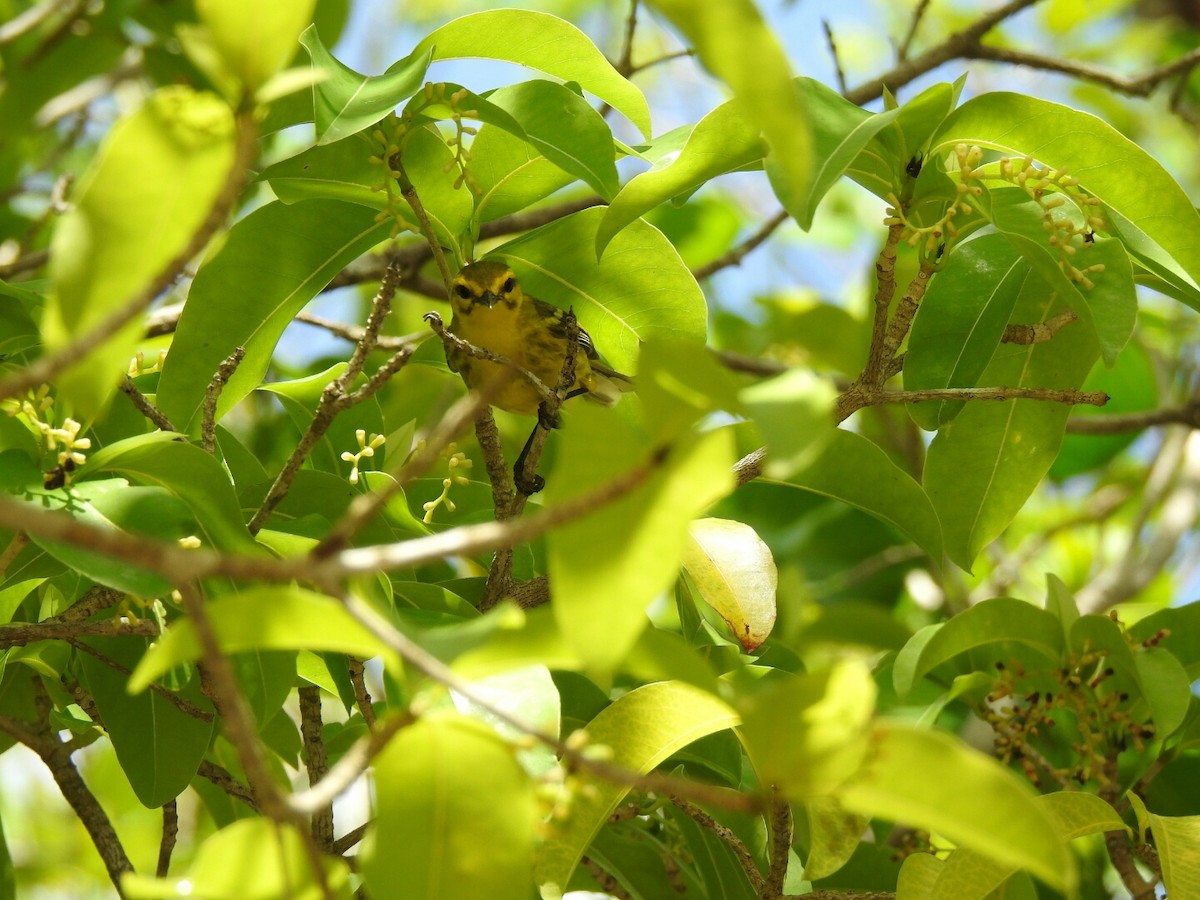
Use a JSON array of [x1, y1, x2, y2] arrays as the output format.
[[445, 261, 631, 416]]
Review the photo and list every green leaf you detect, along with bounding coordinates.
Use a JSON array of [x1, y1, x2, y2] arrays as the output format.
[[892, 597, 1063, 698], [838, 723, 1075, 892], [1147, 808, 1200, 899], [156, 199, 391, 434], [361, 712, 537, 900], [484, 80, 618, 201], [548, 406, 734, 672], [741, 367, 837, 481], [45, 87, 235, 416], [535, 681, 739, 892], [923, 274, 1099, 569], [905, 235, 1029, 430], [648, 0, 809, 218], [1134, 647, 1192, 739], [196, 0, 315, 91], [1039, 791, 1128, 840], [122, 818, 350, 899], [84, 434, 257, 552], [129, 586, 391, 692], [466, 123, 575, 222], [412, 10, 650, 138], [491, 207, 707, 374], [21, 482, 174, 596], [682, 518, 777, 651], [597, 99, 765, 256], [930, 92, 1200, 309], [259, 135, 388, 208], [739, 660, 876, 799], [803, 798, 870, 881], [786, 428, 944, 564], [79, 633, 214, 807], [300, 24, 432, 144], [793, 78, 900, 229]]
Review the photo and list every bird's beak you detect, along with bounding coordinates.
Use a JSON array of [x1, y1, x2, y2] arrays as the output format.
[[478, 290, 500, 308]]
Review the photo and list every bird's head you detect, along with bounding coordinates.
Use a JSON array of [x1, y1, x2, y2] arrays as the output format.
[[449, 261, 523, 316]]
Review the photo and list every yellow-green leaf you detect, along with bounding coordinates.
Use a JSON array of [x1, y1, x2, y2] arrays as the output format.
[[683, 518, 777, 650]]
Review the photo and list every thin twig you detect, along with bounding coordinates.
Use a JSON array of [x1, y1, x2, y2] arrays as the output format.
[[0, 703, 133, 891], [1002, 308, 1077, 344], [119, 375, 176, 431], [1067, 401, 1200, 434], [968, 44, 1200, 98], [823, 21, 848, 95], [692, 210, 790, 280], [841, 385, 1108, 421], [201, 346, 245, 453], [393, 158, 453, 288], [314, 383, 498, 557], [249, 262, 409, 534], [897, 0, 933, 61], [861, 224, 906, 387], [67, 638, 214, 722], [347, 657, 376, 728], [670, 795, 764, 892], [0, 441, 675, 589]]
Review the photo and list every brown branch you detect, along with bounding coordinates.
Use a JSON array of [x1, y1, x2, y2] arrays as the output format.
[[764, 791, 793, 899], [347, 657, 376, 728], [157, 800, 178, 877], [295, 311, 420, 351], [861, 224, 905, 387], [201, 346, 245, 454], [1002, 308, 1077, 344], [0, 442, 673, 587], [969, 44, 1200, 97], [119, 375, 176, 431], [616, 0, 638, 76], [180, 582, 290, 822], [43, 585, 123, 624], [68, 638, 214, 722], [1067, 401, 1200, 434], [0, 618, 158, 647], [0, 699, 133, 891], [0, 247, 49, 279], [0, 531, 30, 579], [840, 385, 1108, 421], [0, 111, 259, 402], [880, 263, 935, 364], [299, 684, 334, 851], [734, 447, 766, 488], [393, 159, 453, 288], [248, 262, 410, 534], [332, 823, 368, 855], [197, 759, 258, 812], [477, 412, 519, 610], [844, 0, 1045, 105], [670, 795, 764, 893], [691, 210, 790, 280]]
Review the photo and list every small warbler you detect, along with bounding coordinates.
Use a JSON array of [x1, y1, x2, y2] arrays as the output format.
[[446, 261, 632, 415]]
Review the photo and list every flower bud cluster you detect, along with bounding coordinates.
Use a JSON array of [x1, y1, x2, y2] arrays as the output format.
[[984, 621, 1166, 789], [996, 155, 1107, 288], [2, 385, 91, 488], [420, 441, 474, 523]]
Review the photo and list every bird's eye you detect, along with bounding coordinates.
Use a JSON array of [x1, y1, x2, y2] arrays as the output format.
[[454, 284, 473, 300], [502, 277, 516, 293]]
